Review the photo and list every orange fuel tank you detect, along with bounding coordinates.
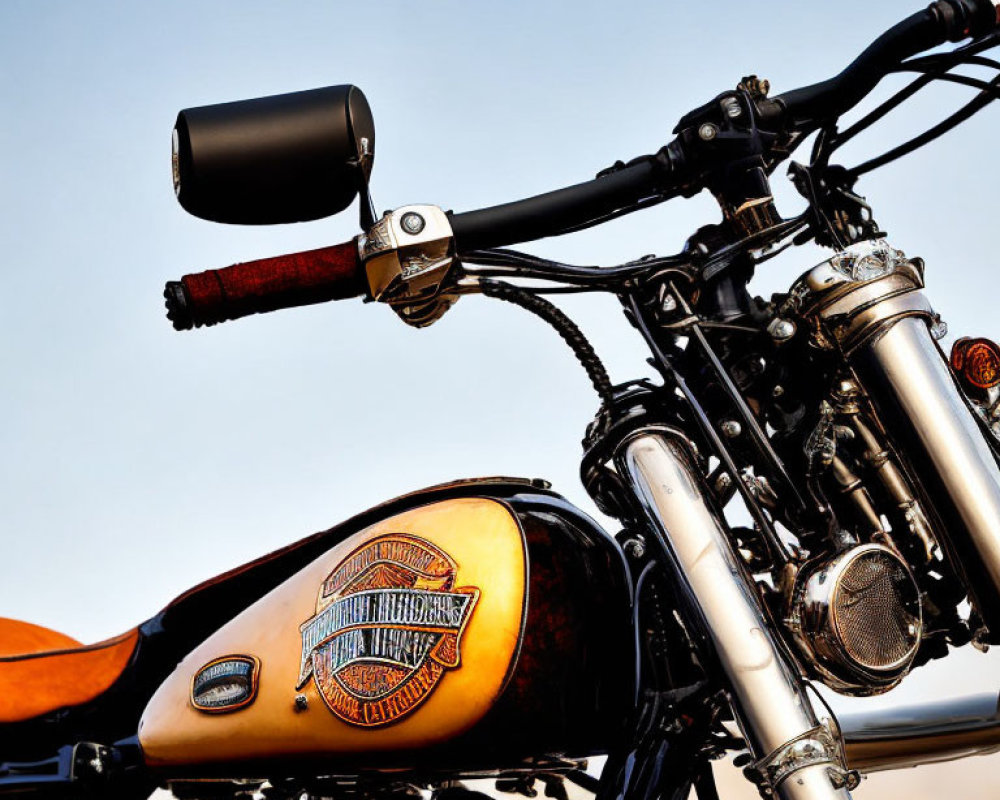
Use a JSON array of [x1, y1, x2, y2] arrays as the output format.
[[139, 480, 634, 778]]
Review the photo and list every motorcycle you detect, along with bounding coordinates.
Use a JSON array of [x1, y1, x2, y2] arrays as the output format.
[[5, 2, 1000, 799]]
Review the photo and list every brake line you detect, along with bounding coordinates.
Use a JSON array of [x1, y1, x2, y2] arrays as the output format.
[[479, 279, 615, 408]]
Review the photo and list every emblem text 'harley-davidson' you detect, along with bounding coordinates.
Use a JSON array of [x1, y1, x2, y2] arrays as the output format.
[[298, 533, 479, 727]]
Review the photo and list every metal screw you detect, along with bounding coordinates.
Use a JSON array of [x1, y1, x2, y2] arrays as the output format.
[[698, 123, 719, 141], [400, 211, 425, 235], [767, 317, 797, 342], [772, 385, 785, 398], [623, 536, 647, 559], [721, 96, 742, 119], [661, 294, 678, 313], [294, 694, 309, 711], [715, 472, 733, 493], [721, 420, 742, 438]]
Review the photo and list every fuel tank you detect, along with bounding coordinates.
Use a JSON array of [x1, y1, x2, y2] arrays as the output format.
[[139, 479, 633, 777]]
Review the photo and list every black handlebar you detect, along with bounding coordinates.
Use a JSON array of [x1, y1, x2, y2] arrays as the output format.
[[168, 1, 1000, 330], [449, 147, 685, 252], [774, 0, 999, 127], [450, 0, 1000, 254]]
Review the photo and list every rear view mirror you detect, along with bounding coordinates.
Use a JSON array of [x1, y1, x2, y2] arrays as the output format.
[[172, 85, 374, 225]]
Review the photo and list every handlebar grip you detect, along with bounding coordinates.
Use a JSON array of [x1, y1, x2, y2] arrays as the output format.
[[164, 239, 365, 330]]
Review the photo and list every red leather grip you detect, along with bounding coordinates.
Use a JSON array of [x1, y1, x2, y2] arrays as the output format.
[[165, 239, 365, 330]]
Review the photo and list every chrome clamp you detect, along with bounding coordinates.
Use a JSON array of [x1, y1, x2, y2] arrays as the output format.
[[749, 720, 860, 796], [360, 204, 458, 327]]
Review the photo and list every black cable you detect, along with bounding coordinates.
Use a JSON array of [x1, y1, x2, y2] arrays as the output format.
[[904, 29, 1000, 70], [905, 52, 1000, 72], [831, 32, 1000, 150], [850, 70, 1000, 176], [462, 248, 690, 286], [479, 279, 615, 407], [834, 72, 935, 148], [894, 68, 1000, 93]]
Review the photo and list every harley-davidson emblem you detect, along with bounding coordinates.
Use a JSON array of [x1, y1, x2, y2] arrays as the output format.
[[298, 533, 479, 727]]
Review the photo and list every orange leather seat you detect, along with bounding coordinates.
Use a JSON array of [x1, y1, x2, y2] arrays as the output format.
[[0, 618, 139, 723]]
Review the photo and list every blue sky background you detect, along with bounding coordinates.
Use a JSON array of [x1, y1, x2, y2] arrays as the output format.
[[4, 2, 1000, 792]]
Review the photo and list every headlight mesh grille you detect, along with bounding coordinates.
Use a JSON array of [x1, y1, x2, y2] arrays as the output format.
[[833, 549, 920, 671]]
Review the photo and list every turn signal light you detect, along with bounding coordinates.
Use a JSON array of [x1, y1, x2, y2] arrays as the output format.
[[951, 337, 1000, 390]]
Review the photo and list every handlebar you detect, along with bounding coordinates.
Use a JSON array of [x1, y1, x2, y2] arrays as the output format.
[[449, 152, 683, 252], [165, 1, 1000, 330], [453, 2, 1000, 252], [774, 0, 999, 126], [164, 239, 365, 330]]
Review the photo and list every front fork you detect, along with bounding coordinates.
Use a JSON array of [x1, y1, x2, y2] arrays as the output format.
[[616, 429, 855, 800]]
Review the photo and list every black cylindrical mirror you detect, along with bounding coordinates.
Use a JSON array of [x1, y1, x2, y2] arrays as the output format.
[[173, 85, 374, 225]]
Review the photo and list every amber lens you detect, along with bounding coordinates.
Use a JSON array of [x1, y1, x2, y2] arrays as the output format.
[[951, 337, 1000, 390]]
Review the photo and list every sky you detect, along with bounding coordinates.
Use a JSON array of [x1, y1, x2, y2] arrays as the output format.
[[4, 1, 1000, 796]]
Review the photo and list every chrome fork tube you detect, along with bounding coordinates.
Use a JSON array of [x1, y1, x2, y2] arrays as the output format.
[[790, 240, 1000, 633], [852, 317, 1000, 624], [617, 430, 853, 800]]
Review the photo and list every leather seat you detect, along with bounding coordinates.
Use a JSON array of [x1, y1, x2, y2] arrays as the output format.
[[0, 619, 139, 723]]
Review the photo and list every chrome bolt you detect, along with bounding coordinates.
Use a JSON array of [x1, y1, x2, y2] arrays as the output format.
[[661, 294, 678, 313], [791, 739, 820, 759], [721, 420, 742, 438], [767, 317, 797, 342], [772, 385, 785, 398], [294, 694, 309, 711], [930, 316, 948, 341], [400, 211, 425, 235], [721, 96, 742, 118], [698, 123, 719, 141], [623, 536, 647, 559], [714, 472, 733, 493]]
